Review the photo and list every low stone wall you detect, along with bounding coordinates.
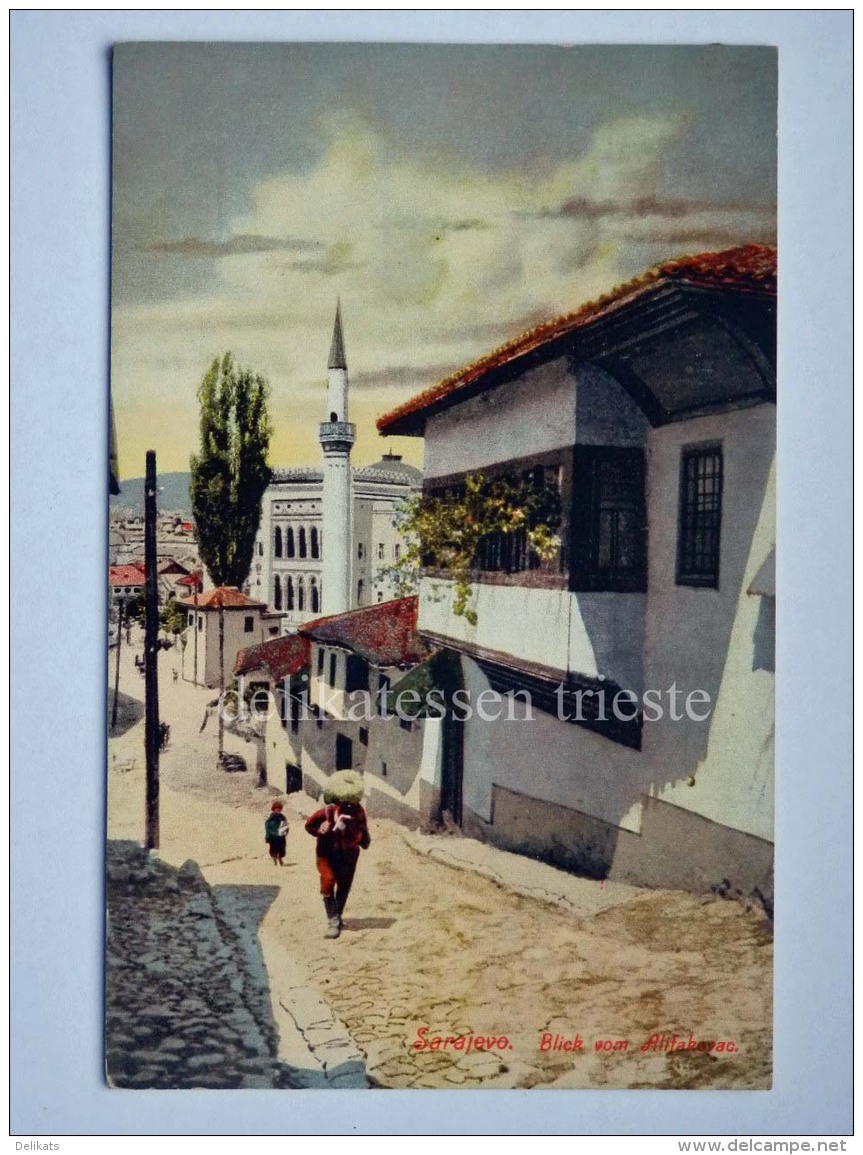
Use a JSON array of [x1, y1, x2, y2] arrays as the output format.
[[463, 785, 774, 918], [105, 840, 299, 1088]]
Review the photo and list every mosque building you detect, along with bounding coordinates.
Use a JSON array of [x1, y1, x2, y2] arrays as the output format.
[[248, 304, 422, 632]]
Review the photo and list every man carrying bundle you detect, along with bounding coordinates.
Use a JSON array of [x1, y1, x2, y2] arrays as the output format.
[[304, 770, 371, 939]]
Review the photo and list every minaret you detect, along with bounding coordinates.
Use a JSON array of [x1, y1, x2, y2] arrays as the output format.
[[319, 301, 355, 616]]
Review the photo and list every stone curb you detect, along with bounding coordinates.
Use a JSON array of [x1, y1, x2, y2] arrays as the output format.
[[277, 983, 369, 1089], [400, 829, 647, 919]]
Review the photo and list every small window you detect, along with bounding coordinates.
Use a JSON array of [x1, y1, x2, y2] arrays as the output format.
[[381, 761, 387, 778], [677, 445, 723, 588], [187, 612, 194, 626], [244, 616, 254, 633], [357, 579, 364, 605], [336, 734, 353, 770], [377, 590, 384, 603], [358, 543, 365, 560], [571, 447, 647, 593], [198, 616, 203, 631], [329, 652, 337, 687], [258, 541, 263, 556], [377, 543, 384, 560], [359, 727, 369, 747], [317, 647, 325, 677], [394, 543, 401, 561]]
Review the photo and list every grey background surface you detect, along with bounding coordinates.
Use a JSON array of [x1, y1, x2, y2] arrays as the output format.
[[10, 10, 852, 1136]]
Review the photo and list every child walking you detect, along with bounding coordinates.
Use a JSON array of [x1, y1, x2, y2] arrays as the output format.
[[264, 800, 289, 866], [304, 770, 370, 938]]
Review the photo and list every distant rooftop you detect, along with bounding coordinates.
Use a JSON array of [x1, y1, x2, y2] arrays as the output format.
[[299, 596, 427, 668], [270, 453, 422, 489], [176, 586, 266, 610]]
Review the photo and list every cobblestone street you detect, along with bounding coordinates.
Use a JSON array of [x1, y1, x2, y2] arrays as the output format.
[[108, 633, 773, 1090]]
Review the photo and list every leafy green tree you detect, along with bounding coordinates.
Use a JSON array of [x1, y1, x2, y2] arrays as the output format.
[[190, 352, 273, 589], [159, 599, 187, 636], [190, 352, 273, 759]]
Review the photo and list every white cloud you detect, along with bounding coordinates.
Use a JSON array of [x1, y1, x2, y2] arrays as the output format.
[[112, 110, 774, 471]]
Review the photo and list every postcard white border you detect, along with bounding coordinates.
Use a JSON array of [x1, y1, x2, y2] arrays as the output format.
[[10, 9, 852, 1136]]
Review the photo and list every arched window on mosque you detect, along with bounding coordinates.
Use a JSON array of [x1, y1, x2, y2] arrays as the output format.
[[298, 577, 305, 612], [299, 527, 307, 558], [310, 577, 319, 614], [286, 576, 294, 611], [273, 575, 282, 610], [357, 579, 365, 605], [274, 527, 282, 558], [287, 527, 295, 558], [310, 526, 319, 559]]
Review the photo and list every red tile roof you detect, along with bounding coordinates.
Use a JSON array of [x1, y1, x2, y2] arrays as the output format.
[[299, 597, 428, 668], [377, 243, 776, 435], [177, 571, 204, 590], [176, 586, 266, 610], [109, 564, 145, 588], [234, 633, 310, 681], [158, 559, 191, 576]]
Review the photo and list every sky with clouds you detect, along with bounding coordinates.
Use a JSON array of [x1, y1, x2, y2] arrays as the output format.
[[111, 43, 776, 479]]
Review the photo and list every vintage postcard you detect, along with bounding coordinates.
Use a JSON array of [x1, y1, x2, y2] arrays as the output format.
[[107, 43, 776, 1091]]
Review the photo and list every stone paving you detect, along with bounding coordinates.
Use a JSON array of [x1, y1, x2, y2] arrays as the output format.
[[105, 841, 291, 1089], [108, 632, 773, 1091]]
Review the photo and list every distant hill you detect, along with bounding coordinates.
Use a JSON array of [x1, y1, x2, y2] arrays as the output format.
[[110, 472, 192, 515]]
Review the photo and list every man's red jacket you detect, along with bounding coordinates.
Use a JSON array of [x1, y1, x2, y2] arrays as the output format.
[[305, 803, 371, 855]]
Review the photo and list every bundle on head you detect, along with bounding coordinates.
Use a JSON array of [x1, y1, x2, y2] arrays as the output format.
[[323, 770, 364, 805]]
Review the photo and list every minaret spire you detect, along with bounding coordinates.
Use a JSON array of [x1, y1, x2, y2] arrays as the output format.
[[319, 299, 354, 616], [328, 298, 347, 371]]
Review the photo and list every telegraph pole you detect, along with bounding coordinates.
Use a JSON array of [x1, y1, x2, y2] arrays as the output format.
[[144, 450, 160, 849], [110, 596, 124, 731]]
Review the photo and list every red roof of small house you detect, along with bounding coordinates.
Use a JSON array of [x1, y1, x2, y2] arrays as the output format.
[[109, 564, 146, 588], [158, 559, 191, 576], [234, 633, 310, 681], [299, 597, 428, 668], [176, 586, 266, 610], [177, 570, 204, 590], [377, 244, 776, 436]]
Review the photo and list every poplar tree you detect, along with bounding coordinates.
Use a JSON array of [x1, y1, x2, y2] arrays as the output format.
[[190, 352, 273, 758]]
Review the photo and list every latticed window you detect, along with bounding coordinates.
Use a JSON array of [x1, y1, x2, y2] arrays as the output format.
[[473, 465, 561, 575], [677, 445, 723, 588], [571, 447, 647, 592]]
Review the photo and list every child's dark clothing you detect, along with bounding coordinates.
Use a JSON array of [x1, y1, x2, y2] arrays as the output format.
[[265, 811, 288, 860]]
